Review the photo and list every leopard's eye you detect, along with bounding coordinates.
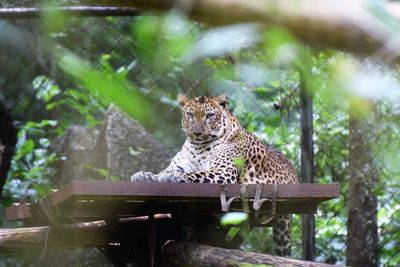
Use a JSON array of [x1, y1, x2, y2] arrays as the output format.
[[186, 112, 194, 122], [206, 112, 215, 119]]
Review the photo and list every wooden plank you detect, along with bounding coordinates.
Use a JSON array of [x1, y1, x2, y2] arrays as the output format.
[[6, 181, 339, 222], [51, 181, 339, 201]]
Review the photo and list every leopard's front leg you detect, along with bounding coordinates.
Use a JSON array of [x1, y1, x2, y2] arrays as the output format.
[[174, 168, 239, 184], [131, 150, 190, 183], [130, 149, 239, 183], [131, 169, 238, 184]]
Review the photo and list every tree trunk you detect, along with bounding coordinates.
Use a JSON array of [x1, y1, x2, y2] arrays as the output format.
[[347, 102, 379, 267], [0, 99, 17, 196], [162, 240, 338, 267], [300, 66, 315, 261]]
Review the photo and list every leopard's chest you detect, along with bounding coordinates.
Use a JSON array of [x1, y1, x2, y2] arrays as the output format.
[[179, 142, 223, 172], [185, 148, 212, 172]]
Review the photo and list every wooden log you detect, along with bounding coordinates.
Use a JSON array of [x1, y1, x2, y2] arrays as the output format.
[[94, 0, 400, 63], [0, 221, 110, 253], [162, 240, 337, 267], [0, 215, 169, 253]]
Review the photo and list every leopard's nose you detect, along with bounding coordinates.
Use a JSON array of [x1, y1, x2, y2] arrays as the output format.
[[193, 132, 202, 137], [192, 123, 204, 136]]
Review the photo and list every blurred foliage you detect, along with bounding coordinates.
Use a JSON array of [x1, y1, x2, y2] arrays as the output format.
[[0, 4, 399, 267]]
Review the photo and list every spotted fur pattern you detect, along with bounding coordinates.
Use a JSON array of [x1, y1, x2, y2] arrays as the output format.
[[131, 95, 298, 256]]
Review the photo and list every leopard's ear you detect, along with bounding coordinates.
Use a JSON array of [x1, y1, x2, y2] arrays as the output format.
[[215, 95, 229, 109], [177, 94, 187, 108]]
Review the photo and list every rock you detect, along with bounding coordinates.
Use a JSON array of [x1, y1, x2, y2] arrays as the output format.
[[52, 104, 173, 182], [93, 104, 173, 180], [51, 125, 99, 183]]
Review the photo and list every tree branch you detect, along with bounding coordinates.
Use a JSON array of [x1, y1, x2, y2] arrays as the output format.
[[93, 0, 400, 63], [0, 6, 140, 19]]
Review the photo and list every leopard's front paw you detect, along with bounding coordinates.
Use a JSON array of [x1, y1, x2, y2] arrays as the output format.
[[157, 173, 187, 183], [130, 171, 156, 182]]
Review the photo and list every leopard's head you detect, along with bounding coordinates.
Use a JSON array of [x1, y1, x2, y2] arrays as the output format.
[[178, 95, 229, 144]]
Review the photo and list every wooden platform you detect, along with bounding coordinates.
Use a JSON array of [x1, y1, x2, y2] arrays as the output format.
[[6, 181, 339, 227]]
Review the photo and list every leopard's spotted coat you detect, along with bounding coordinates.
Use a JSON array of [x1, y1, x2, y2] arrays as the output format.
[[131, 95, 298, 256]]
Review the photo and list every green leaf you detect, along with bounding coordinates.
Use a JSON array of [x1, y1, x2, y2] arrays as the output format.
[[226, 227, 240, 241], [233, 155, 245, 177], [58, 51, 155, 125], [33, 76, 61, 103], [15, 139, 34, 160], [129, 147, 142, 156], [221, 212, 248, 226], [264, 114, 281, 128], [94, 168, 109, 178], [110, 175, 121, 182], [40, 120, 58, 127]]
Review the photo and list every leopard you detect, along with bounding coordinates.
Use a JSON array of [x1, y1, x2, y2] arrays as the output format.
[[131, 95, 298, 256]]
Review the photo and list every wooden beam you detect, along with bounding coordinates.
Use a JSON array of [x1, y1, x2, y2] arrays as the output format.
[[93, 0, 400, 63], [162, 240, 338, 267]]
